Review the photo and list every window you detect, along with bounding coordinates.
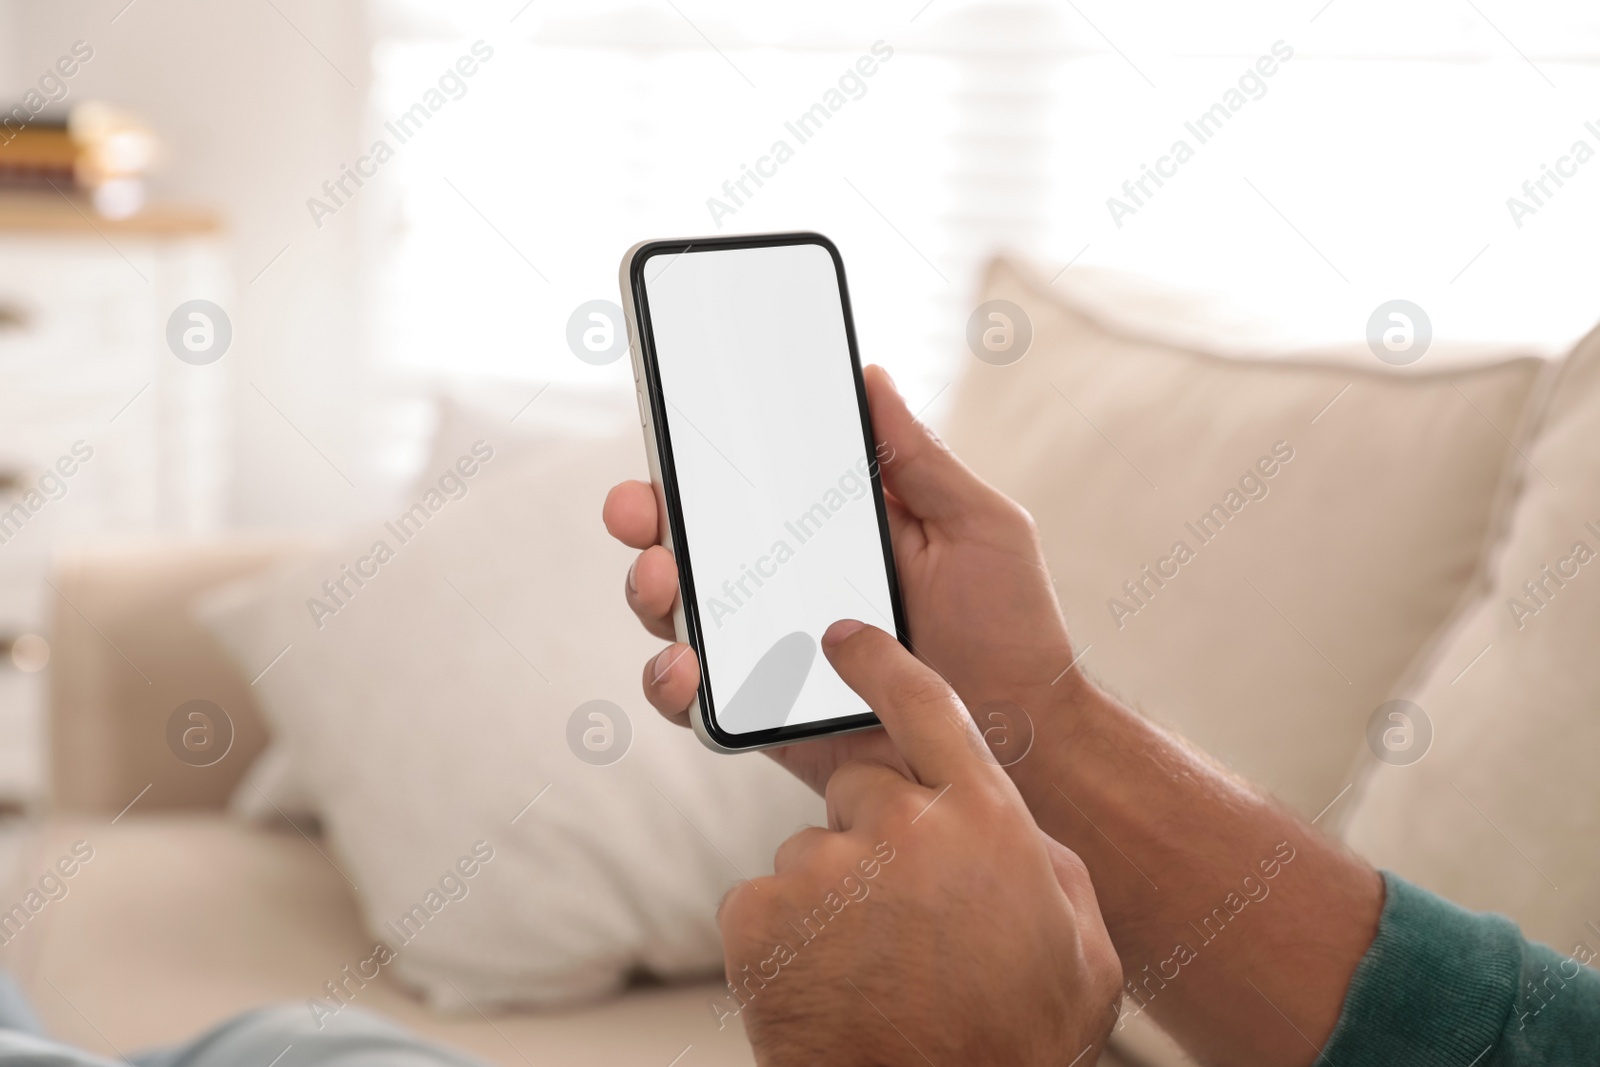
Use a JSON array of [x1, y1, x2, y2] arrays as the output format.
[[366, 0, 1600, 439]]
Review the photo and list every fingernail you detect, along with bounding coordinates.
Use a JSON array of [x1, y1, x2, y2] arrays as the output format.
[[652, 645, 678, 684], [627, 558, 639, 595], [822, 620, 866, 647]]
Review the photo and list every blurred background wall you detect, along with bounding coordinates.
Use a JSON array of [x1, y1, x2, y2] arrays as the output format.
[[1, 0, 367, 528], [4, 0, 1597, 530], [0, 0, 1597, 805]]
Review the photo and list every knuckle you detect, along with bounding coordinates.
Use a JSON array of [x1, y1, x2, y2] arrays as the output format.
[[886, 674, 956, 718], [824, 758, 889, 806], [821, 770, 852, 817], [812, 831, 865, 872], [1054, 843, 1095, 887], [717, 876, 777, 936], [1091, 932, 1125, 1004], [775, 825, 826, 862], [1060, 838, 1092, 873], [1000, 498, 1045, 547], [882, 788, 932, 830], [791, 842, 847, 886], [966, 778, 1015, 819]]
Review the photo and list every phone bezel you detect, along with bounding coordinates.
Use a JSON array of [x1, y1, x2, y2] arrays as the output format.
[[627, 231, 909, 751]]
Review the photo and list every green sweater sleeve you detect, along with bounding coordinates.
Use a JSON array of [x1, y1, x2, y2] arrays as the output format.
[[1321, 871, 1600, 1066]]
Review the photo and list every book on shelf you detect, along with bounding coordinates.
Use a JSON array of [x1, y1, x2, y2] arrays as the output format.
[[0, 122, 75, 186]]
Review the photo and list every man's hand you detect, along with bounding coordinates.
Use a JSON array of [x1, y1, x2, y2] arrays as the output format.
[[601, 364, 1082, 793], [715, 620, 1120, 1067], [604, 362, 1386, 1066]]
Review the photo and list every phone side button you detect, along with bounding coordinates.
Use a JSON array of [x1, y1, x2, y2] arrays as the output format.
[[636, 390, 648, 427]]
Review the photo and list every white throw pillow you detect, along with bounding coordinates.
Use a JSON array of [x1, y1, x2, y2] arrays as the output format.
[[944, 256, 1549, 819], [198, 391, 824, 1009], [227, 741, 320, 825], [1343, 323, 1600, 955], [219, 386, 639, 827]]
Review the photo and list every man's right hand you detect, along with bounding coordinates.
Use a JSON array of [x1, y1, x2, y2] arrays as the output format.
[[601, 364, 1088, 793], [718, 620, 1121, 1066]]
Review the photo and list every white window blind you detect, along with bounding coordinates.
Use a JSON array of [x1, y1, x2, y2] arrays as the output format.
[[366, 2, 964, 415], [365, 0, 1600, 429]]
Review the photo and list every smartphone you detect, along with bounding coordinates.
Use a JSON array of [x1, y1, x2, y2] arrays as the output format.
[[618, 232, 908, 753]]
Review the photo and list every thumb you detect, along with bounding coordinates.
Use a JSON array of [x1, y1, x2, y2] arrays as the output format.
[[863, 364, 1001, 525]]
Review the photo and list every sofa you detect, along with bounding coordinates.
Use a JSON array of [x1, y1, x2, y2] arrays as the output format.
[[17, 539, 756, 1066], [8, 256, 1597, 1066]]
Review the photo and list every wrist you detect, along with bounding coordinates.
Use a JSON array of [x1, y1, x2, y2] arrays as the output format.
[[1002, 663, 1105, 816]]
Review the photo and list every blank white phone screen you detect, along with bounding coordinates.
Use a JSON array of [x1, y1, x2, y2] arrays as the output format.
[[642, 241, 894, 737]]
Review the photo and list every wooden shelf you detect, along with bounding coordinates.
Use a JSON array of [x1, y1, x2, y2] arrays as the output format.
[[0, 191, 221, 237]]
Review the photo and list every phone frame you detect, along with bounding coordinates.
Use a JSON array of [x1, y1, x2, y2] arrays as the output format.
[[618, 231, 909, 752]]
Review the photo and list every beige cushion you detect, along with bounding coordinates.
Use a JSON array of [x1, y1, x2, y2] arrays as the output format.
[[195, 407, 825, 1012], [943, 257, 1548, 818], [224, 386, 638, 826], [1343, 324, 1600, 953], [4, 816, 1147, 1066], [46, 539, 315, 813], [0, 816, 756, 1065]]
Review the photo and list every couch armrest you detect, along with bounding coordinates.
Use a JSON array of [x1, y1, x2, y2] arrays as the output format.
[[47, 538, 308, 814]]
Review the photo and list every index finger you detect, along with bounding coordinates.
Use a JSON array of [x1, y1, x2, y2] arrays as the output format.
[[820, 620, 992, 788], [602, 480, 660, 550]]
